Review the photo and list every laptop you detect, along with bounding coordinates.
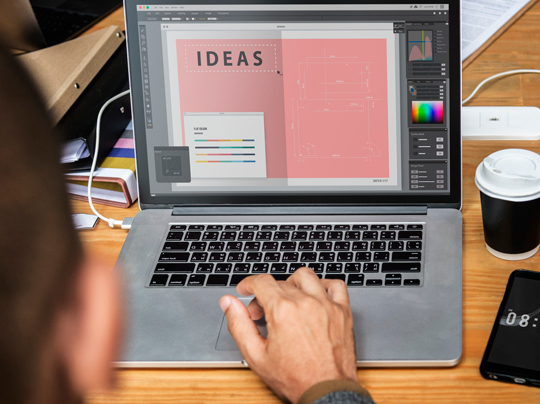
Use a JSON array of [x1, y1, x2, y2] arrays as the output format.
[[1, 0, 122, 51], [118, 0, 462, 367]]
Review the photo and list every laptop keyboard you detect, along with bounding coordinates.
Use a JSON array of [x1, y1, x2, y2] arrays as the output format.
[[148, 223, 424, 288]]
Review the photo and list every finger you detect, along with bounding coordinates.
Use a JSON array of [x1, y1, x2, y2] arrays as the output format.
[[286, 267, 328, 299], [321, 278, 351, 308], [247, 297, 265, 320], [236, 274, 287, 309], [220, 295, 265, 358]]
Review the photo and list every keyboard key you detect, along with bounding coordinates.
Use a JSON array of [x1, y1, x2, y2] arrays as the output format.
[[352, 241, 368, 251], [191, 252, 208, 262], [262, 225, 277, 230], [292, 231, 308, 241], [334, 225, 350, 230], [352, 224, 368, 230], [246, 252, 262, 262], [373, 252, 390, 261], [230, 274, 252, 286], [170, 225, 186, 231], [245, 242, 261, 251], [188, 225, 205, 231], [227, 252, 244, 262], [226, 242, 243, 251], [392, 252, 422, 261], [206, 274, 229, 286], [187, 274, 206, 286], [234, 263, 251, 273], [345, 263, 361, 273], [310, 231, 325, 240], [163, 242, 189, 251], [299, 242, 314, 251], [167, 232, 184, 240], [407, 241, 422, 250], [208, 242, 225, 251], [345, 231, 360, 240], [389, 241, 404, 250], [404, 279, 421, 286], [280, 242, 296, 251], [149, 274, 168, 286], [221, 232, 237, 241], [185, 231, 202, 241], [380, 231, 396, 240], [283, 252, 299, 262], [298, 225, 314, 231], [238, 231, 254, 241], [202, 232, 219, 241], [370, 241, 386, 251], [270, 263, 288, 273], [326, 263, 343, 273], [207, 225, 223, 231], [301, 252, 317, 262], [398, 231, 423, 240], [262, 242, 279, 251], [280, 225, 296, 230], [264, 252, 281, 262], [253, 263, 269, 273], [189, 242, 207, 251], [307, 263, 324, 273], [209, 252, 226, 262], [371, 224, 386, 230], [335, 242, 350, 251], [272, 274, 290, 281], [168, 274, 187, 286], [381, 263, 421, 272], [327, 231, 343, 241], [355, 252, 372, 261], [289, 263, 306, 272], [362, 231, 378, 240], [155, 263, 195, 273], [159, 252, 190, 262], [197, 263, 214, 273], [316, 225, 332, 230], [389, 224, 405, 230], [316, 242, 333, 251], [225, 225, 241, 231], [347, 274, 364, 286], [363, 263, 380, 273], [337, 252, 353, 262], [256, 231, 272, 241], [366, 279, 383, 286], [407, 224, 424, 230], [319, 252, 335, 262], [385, 279, 401, 286], [325, 274, 346, 281], [243, 225, 259, 231], [215, 263, 232, 273]]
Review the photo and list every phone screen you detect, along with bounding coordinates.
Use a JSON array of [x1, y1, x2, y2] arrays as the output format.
[[483, 271, 540, 378]]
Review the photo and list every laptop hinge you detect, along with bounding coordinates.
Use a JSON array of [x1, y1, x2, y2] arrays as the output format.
[[172, 205, 428, 216]]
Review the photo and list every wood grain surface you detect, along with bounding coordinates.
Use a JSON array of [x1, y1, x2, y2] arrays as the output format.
[[79, 4, 540, 403]]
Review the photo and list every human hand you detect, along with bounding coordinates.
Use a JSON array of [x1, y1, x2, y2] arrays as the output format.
[[219, 268, 359, 403]]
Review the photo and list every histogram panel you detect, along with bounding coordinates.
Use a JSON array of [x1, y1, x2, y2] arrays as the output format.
[[408, 30, 433, 62]]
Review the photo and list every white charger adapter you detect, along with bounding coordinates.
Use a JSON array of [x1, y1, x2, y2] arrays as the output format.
[[462, 106, 540, 140]]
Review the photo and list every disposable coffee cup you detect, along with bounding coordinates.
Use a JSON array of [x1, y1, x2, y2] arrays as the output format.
[[475, 149, 540, 260]]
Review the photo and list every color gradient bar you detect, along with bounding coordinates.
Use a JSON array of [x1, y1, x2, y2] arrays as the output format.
[[412, 101, 444, 124]]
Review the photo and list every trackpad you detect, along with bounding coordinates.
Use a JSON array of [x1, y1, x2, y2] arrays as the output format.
[[215, 298, 267, 351]]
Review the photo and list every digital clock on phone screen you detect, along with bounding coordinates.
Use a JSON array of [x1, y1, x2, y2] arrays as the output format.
[[480, 269, 540, 387]]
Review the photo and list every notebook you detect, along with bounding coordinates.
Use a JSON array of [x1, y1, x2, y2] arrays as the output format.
[[116, 0, 463, 367]]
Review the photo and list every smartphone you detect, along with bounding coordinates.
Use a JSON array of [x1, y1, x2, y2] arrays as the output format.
[[480, 269, 540, 387]]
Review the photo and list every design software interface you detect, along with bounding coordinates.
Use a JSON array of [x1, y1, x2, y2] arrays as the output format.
[[134, 4, 452, 195]]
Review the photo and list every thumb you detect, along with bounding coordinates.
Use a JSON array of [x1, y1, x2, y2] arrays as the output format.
[[220, 295, 265, 361]]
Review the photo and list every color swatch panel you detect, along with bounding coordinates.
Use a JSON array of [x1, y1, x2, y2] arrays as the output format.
[[412, 101, 444, 124]]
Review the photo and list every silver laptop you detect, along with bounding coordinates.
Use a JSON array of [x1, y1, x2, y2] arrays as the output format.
[[118, 0, 462, 367]]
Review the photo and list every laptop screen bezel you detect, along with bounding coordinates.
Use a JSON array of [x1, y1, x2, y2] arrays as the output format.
[[124, 0, 462, 209]]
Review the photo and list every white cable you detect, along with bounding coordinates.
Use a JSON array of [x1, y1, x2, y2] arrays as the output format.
[[462, 69, 540, 105], [88, 89, 131, 228]]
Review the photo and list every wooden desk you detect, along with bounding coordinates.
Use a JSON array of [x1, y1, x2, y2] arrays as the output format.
[[81, 4, 540, 403]]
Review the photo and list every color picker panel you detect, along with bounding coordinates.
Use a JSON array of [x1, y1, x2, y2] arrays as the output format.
[[412, 101, 444, 124]]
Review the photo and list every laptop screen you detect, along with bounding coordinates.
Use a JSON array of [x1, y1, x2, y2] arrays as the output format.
[[126, 1, 461, 206]]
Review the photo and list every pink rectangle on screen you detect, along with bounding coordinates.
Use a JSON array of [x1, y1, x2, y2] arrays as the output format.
[[114, 138, 135, 149], [282, 39, 390, 179]]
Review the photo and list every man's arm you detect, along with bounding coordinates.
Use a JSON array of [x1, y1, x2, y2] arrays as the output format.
[[219, 268, 375, 404]]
